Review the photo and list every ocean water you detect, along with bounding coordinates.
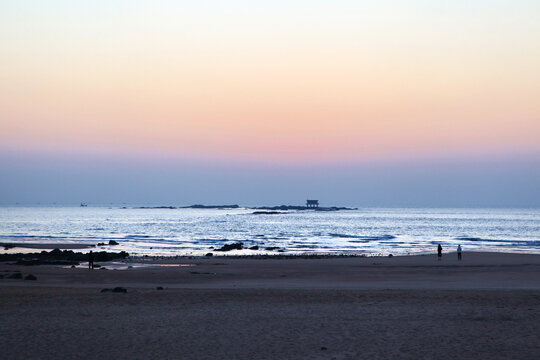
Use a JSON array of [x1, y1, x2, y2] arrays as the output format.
[[0, 207, 539, 256]]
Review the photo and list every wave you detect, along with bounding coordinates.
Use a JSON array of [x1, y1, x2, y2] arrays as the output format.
[[329, 233, 396, 241], [290, 244, 333, 249], [195, 238, 235, 244], [456, 237, 540, 246], [0, 234, 110, 241], [0, 234, 177, 245]]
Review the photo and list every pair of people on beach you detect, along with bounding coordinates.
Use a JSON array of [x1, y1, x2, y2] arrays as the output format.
[[437, 244, 462, 260]]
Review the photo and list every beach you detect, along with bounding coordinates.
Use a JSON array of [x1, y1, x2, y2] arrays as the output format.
[[2, 252, 540, 359]]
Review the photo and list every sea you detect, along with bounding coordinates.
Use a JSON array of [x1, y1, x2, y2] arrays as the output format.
[[0, 206, 539, 256]]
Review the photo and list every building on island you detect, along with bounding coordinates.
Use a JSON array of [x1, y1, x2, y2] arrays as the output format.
[[306, 200, 319, 208]]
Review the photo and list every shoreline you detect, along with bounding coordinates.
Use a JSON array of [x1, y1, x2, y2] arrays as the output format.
[[2, 240, 540, 257], [3, 251, 540, 290]]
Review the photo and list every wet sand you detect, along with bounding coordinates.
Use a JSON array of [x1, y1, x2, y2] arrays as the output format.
[[2, 252, 540, 359]]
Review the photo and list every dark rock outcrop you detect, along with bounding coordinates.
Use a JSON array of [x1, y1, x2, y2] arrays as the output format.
[[137, 206, 176, 209], [16, 258, 79, 266], [214, 243, 244, 252], [1, 249, 129, 265], [101, 287, 127, 293], [253, 205, 357, 211], [184, 204, 240, 209]]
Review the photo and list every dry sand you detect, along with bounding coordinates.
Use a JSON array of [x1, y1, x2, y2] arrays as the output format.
[[2, 252, 540, 359]]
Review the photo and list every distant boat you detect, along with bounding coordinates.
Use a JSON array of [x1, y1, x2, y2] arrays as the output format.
[[80, 203, 88, 207]]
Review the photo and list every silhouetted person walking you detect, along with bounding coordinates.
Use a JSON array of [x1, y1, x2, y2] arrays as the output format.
[[437, 244, 442, 260], [88, 250, 94, 270], [457, 245, 462, 261]]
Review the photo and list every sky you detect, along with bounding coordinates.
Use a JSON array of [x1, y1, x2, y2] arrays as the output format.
[[1, 1, 539, 206]]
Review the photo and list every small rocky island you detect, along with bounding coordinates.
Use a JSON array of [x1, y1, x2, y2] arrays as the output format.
[[136, 200, 356, 211]]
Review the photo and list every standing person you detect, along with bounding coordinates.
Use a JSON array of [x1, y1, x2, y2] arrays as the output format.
[[88, 250, 94, 270], [437, 244, 442, 260], [457, 245, 462, 261]]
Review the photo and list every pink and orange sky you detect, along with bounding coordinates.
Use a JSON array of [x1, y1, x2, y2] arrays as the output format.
[[1, 1, 539, 206], [1, 0, 539, 164]]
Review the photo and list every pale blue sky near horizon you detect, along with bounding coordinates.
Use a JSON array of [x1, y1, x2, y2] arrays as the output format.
[[1, 150, 539, 207]]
